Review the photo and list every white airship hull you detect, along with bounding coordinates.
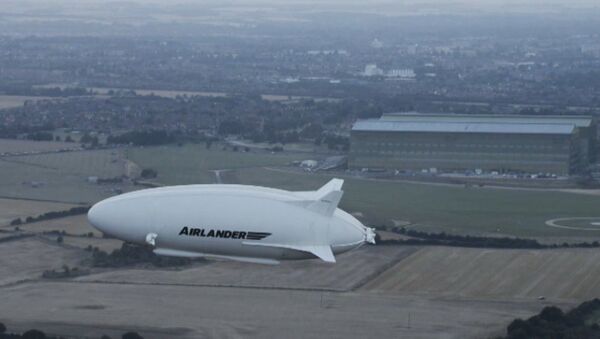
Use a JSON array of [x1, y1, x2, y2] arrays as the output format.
[[88, 179, 375, 264]]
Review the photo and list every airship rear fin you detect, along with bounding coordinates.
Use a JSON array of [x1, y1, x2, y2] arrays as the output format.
[[307, 245, 336, 263], [307, 190, 343, 216], [289, 178, 344, 216], [316, 178, 344, 196]]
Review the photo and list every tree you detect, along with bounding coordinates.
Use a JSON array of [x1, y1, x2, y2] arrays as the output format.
[[0, 322, 6, 334], [122, 331, 144, 339], [22, 329, 47, 339], [140, 168, 158, 179]]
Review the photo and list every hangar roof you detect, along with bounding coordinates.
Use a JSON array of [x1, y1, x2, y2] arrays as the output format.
[[381, 112, 593, 128], [352, 119, 576, 135]]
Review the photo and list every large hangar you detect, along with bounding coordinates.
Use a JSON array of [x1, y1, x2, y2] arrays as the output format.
[[349, 113, 596, 176]]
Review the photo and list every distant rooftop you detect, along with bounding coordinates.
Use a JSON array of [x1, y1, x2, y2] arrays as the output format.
[[381, 112, 593, 128], [352, 119, 576, 135]]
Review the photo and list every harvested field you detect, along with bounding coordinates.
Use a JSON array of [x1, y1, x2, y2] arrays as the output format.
[[0, 198, 76, 226], [0, 237, 83, 286], [362, 246, 600, 300], [61, 236, 123, 252], [0, 281, 544, 339], [3, 214, 96, 235], [76, 246, 414, 291], [0, 139, 78, 154]]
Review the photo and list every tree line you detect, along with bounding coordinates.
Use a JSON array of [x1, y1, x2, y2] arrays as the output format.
[[497, 299, 600, 339], [379, 227, 600, 249], [0, 322, 145, 339], [10, 206, 90, 226]]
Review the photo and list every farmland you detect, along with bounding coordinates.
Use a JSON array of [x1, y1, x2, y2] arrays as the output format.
[[362, 246, 600, 300], [0, 237, 82, 287], [2, 214, 101, 236], [0, 198, 76, 226], [0, 280, 542, 339], [0, 186, 600, 339]]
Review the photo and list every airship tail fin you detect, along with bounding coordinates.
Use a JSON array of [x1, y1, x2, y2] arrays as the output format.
[[316, 178, 344, 195], [307, 190, 343, 216], [292, 178, 344, 216], [289, 178, 344, 216]]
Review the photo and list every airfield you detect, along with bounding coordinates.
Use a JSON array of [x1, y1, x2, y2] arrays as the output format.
[[2, 139, 600, 338]]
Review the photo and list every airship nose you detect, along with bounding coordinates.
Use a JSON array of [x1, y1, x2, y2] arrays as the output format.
[[88, 201, 115, 236]]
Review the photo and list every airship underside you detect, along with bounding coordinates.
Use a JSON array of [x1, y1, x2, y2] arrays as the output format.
[[88, 178, 376, 264]]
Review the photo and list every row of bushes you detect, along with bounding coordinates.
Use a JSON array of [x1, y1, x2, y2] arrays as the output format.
[[380, 227, 600, 249], [10, 206, 90, 226], [0, 322, 144, 339], [498, 299, 600, 339]]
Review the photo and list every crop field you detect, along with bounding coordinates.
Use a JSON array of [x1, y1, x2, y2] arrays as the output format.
[[126, 144, 306, 185], [0, 281, 542, 339], [0, 139, 77, 154], [60, 236, 124, 252], [0, 150, 137, 203], [75, 245, 414, 291], [362, 246, 600, 300], [2, 214, 100, 236], [0, 198, 76, 226], [0, 237, 82, 286]]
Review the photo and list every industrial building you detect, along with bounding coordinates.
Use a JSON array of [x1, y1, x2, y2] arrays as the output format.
[[349, 113, 597, 176]]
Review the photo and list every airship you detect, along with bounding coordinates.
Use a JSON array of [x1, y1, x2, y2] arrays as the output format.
[[87, 178, 376, 264]]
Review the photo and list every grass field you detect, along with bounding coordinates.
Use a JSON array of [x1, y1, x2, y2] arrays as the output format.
[[362, 246, 600, 300], [14, 150, 126, 177], [0, 139, 78, 154], [126, 144, 307, 185], [0, 150, 136, 203]]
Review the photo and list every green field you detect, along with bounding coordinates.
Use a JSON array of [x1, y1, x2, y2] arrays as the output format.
[[0, 150, 134, 203], [126, 144, 307, 185], [126, 145, 600, 241]]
